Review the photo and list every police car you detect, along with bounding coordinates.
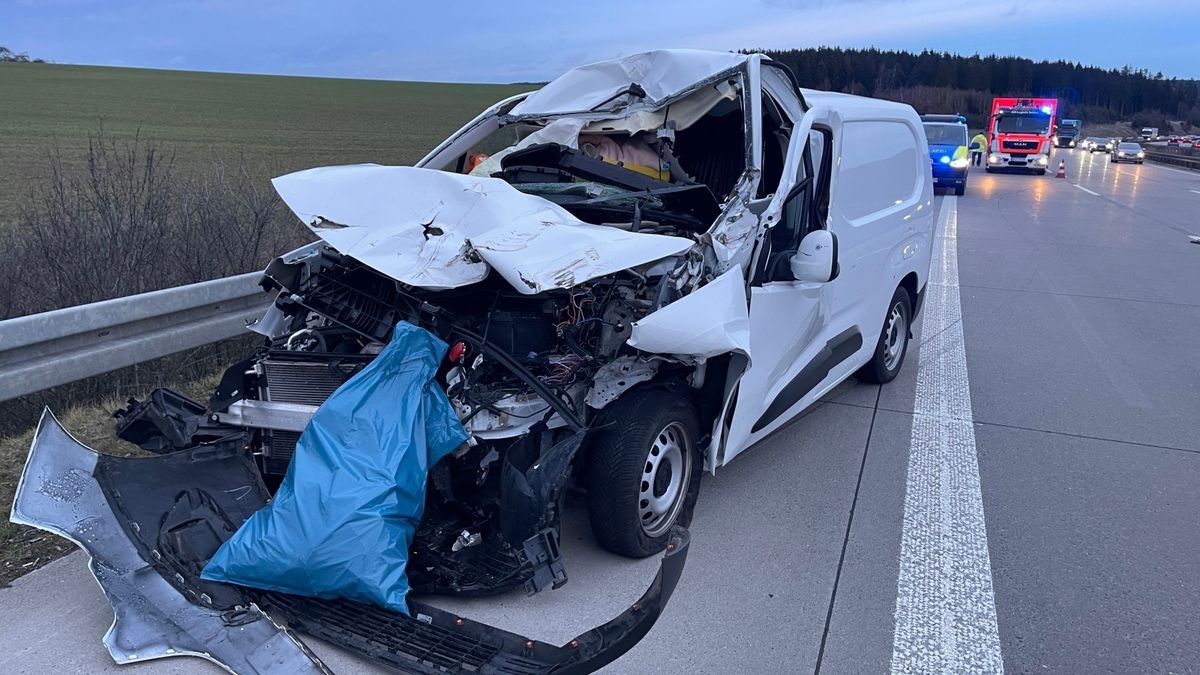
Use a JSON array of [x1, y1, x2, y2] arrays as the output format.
[[920, 114, 970, 196]]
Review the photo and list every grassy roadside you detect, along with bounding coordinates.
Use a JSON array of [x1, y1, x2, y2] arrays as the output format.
[[0, 62, 529, 222], [0, 372, 221, 586]]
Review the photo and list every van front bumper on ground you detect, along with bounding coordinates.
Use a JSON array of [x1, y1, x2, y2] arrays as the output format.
[[11, 410, 692, 675]]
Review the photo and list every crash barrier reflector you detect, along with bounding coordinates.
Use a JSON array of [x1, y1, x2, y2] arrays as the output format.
[[0, 272, 271, 402]]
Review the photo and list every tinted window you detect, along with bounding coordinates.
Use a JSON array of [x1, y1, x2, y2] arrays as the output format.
[[922, 123, 967, 146], [837, 121, 920, 221]]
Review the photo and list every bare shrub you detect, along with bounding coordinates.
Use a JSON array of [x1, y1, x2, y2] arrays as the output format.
[[0, 129, 310, 431], [2, 130, 308, 319]]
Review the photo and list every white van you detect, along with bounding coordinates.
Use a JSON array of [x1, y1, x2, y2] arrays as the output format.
[[16, 50, 934, 673]]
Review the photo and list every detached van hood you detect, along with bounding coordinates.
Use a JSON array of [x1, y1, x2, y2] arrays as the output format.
[[272, 165, 694, 295]]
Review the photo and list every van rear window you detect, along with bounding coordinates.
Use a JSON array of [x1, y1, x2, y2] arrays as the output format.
[[838, 121, 921, 221]]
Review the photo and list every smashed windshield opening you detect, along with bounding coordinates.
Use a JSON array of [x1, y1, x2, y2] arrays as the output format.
[[922, 123, 968, 146], [996, 114, 1051, 134], [450, 79, 747, 233]]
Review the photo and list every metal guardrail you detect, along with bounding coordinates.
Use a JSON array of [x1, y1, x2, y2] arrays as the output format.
[[0, 272, 271, 402], [1142, 144, 1200, 171]]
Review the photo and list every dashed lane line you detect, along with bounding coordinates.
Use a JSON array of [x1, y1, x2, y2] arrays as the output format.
[[1072, 184, 1101, 196]]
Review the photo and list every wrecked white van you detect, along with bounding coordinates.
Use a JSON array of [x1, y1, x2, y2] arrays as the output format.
[[13, 50, 933, 673]]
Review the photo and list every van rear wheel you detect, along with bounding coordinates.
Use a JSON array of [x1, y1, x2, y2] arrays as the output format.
[[586, 389, 702, 558], [857, 287, 912, 384]]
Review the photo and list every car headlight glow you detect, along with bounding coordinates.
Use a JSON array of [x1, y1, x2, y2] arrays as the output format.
[[940, 155, 951, 164], [1137, 151, 1145, 157], [1037, 156, 1049, 165], [988, 153, 1001, 164], [1118, 152, 1126, 156], [950, 157, 970, 169]]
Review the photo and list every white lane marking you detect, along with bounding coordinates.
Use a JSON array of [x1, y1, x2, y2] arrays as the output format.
[[891, 197, 1004, 674], [1189, 189, 1200, 195], [1072, 184, 1100, 196]]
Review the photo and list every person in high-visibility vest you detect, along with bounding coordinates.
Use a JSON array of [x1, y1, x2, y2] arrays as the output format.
[[969, 132, 988, 166]]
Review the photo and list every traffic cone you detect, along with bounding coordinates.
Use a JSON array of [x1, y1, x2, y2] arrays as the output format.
[[1055, 160, 1066, 178]]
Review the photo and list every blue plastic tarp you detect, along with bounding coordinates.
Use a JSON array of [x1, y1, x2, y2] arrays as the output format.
[[201, 322, 469, 614]]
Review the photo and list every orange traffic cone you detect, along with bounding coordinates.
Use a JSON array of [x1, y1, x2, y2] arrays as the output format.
[[1055, 160, 1066, 178]]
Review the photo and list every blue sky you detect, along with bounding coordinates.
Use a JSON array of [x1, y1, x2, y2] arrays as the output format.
[[4, 0, 1199, 82]]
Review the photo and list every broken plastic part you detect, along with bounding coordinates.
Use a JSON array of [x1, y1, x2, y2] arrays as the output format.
[[11, 410, 329, 673]]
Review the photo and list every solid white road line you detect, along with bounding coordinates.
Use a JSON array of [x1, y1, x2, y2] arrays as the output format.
[[891, 197, 1004, 674], [1190, 189, 1200, 195], [1072, 184, 1101, 196]]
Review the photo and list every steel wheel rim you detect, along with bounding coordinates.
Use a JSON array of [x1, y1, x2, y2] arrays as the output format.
[[639, 421, 692, 538], [883, 303, 905, 371]]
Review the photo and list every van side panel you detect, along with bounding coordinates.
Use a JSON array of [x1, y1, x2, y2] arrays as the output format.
[[824, 116, 930, 380]]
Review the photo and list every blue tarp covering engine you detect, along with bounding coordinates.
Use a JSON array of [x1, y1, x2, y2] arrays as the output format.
[[202, 322, 469, 614]]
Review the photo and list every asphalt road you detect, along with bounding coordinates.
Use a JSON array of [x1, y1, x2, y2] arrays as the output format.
[[1, 149, 1198, 674]]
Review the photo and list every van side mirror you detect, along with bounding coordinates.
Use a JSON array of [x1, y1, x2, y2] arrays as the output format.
[[789, 230, 838, 283]]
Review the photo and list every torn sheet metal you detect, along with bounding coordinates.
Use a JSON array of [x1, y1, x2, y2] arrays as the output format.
[[10, 410, 327, 674], [628, 268, 750, 359], [578, 79, 740, 136], [272, 164, 692, 294], [585, 356, 661, 409], [509, 49, 748, 117], [470, 217, 692, 294], [710, 203, 759, 268], [202, 322, 469, 614]]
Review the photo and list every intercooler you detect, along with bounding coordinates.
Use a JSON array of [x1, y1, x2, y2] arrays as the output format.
[[259, 356, 364, 474]]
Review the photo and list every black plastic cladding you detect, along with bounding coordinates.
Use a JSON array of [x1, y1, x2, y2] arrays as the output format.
[[257, 528, 691, 675]]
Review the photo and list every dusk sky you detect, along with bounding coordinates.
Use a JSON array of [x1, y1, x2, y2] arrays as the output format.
[[4, 0, 1199, 83]]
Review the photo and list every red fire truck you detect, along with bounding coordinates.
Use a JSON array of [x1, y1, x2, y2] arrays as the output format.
[[985, 97, 1058, 174]]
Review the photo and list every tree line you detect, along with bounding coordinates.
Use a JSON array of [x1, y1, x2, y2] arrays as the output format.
[[753, 47, 1200, 130], [0, 45, 44, 63]]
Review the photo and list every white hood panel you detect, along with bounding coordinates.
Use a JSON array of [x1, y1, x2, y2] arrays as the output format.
[[272, 165, 693, 294]]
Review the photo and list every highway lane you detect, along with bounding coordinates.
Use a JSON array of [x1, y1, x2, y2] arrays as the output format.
[[953, 151, 1200, 673], [1, 154, 1198, 674]]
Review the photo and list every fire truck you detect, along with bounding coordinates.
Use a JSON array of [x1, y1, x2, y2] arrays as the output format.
[[985, 97, 1058, 174]]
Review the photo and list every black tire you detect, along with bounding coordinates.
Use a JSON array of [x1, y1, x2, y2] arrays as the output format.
[[856, 286, 912, 384], [586, 388, 702, 558], [954, 184, 965, 196], [1036, 169, 1046, 175]]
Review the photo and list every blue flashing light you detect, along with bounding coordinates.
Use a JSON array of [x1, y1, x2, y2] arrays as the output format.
[[939, 155, 951, 164], [1040, 105, 1053, 114]]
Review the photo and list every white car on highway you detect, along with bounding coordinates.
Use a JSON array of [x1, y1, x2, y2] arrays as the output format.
[[14, 50, 935, 674]]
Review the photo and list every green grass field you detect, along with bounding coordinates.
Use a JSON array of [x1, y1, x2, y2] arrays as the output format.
[[0, 62, 530, 221]]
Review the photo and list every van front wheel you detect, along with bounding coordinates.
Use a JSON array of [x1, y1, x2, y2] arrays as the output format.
[[857, 287, 912, 384], [586, 389, 702, 558]]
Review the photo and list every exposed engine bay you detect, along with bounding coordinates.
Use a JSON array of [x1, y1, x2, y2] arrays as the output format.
[[114, 57, 760, 601]]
